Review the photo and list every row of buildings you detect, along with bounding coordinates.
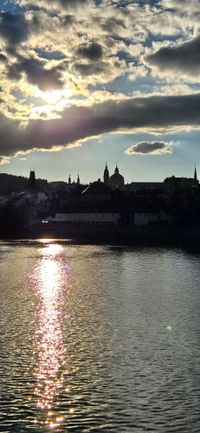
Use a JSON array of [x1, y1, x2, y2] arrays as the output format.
[[3, 164, 198, 229]]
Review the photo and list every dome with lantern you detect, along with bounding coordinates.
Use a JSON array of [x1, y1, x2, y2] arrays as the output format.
[[109, 165, 124, 189]]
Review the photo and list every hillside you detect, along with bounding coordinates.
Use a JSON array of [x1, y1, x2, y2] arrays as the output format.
[[0, 173, 48, 195]]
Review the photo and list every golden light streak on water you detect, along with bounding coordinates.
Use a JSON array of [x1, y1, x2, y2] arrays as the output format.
[[33, 242, 66, 427]]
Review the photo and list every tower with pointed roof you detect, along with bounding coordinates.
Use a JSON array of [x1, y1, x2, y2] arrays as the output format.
[[103, 163, 110, 185], [77, 174, 80, 185], [194, 164, 198, 187], [115, 164, 119, 175]]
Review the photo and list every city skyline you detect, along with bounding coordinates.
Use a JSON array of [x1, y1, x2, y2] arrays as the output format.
[[1, 1, 200, 182], [7, 161, 198, 187]]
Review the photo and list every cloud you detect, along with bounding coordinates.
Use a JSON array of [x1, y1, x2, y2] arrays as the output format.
[[0, 157, 10, 165], [58, 0, 90, 8], [77, 42, 103, 61], [18, 0, 91, 11], [125, 141, 173, 155], [0, 54, 7, 62], [162, 0, 200, 13], [74, 61, 110, 77], [8, 57, 64, 91], [0, 12, 29, 52], [0, 92, 200, 161], [1, 0, 192, 120], [145, 36, 200, 79], [1, 0, 200, 126]]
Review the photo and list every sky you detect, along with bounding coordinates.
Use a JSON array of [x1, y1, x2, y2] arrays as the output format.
[[0, 0, 200, 183]]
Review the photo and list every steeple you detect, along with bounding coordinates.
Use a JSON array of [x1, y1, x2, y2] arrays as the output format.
[[77, 174, 80, 185], [194, 164, 198, 187], [68, 174, 71, 185], [103, 163, 110, 185], [115, 164, 119, 175]]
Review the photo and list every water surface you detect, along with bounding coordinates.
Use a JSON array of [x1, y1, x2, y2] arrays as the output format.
[[0, 240, 200, 432]]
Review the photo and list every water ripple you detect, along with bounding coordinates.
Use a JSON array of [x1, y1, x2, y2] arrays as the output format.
[[1, 243, 200, 432]]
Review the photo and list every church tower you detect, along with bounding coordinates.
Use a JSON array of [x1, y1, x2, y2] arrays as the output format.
[[68, 174, 71, 185], [103, 163, 110, 185], [77, 174, 80, 185], [115, 164, 119, 175], [194, 164, 198, 187], [27, 170, 37, 191]]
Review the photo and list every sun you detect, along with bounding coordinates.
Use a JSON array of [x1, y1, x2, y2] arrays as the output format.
[[34, 87, 72, 105], [31, 86, 73, 117]]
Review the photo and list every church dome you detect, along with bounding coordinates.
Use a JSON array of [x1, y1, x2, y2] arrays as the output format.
[[109, 166, 124, 189]]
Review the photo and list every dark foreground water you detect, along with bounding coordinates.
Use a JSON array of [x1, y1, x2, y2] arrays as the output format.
[[1, 240, 200, 432]]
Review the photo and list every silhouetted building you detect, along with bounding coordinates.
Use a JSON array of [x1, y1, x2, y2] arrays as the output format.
[[194, 165, 198, 187], [66, 174, 82, 191], [126, 182, 166, 193], [164, 175, 198, 191], [110, 165, 124, 189], [82, 180, 111, 201], [103, 164, 110, 185], [27, 170, 37, 191]]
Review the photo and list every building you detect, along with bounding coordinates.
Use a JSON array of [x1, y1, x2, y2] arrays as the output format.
[[65, 174, 81, 191], [82, 180, 111, 201], [48, 212, 120, 224], [109, 165, 125, 189], [27, 170, 37, 192], [103, 164, 110, 185]]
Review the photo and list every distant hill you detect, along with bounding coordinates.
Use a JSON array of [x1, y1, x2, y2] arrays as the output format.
[[0, 174, 48, 195]]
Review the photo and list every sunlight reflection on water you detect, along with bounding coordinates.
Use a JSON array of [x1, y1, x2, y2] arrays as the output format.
[[32, 242, 66, 429]]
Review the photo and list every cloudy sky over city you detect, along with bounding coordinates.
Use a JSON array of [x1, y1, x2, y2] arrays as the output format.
[[0, 0, 200, 182]]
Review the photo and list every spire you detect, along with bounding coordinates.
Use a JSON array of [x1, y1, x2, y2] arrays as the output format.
[[194, 164, 198, 187], [115, 164, 119, 175], [194, 164, 197, 181], [103, 163, 110, 185], [68, 174, 71, 185], [77, 174, 80, 185]]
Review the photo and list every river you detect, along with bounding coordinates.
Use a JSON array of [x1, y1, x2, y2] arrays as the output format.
[[0, 240, 200, 432]]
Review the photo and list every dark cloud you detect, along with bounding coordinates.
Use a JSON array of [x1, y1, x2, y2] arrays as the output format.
[[8, 57, 63, 90], [61, 14, 74, 25], [0, 54, 7, 62], [0, 12, 29, 52], [74, 61, 107, 76], [77, 42, 103, 61], [145, 36, 200, 77], [1, 92, 200, 161], [101, 16, 127, 34], [59, 0, 89, 6], [0, 114, 23, 159], [125, 141, 173, 155]]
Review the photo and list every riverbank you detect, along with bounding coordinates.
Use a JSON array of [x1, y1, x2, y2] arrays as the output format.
[[2, 223, 200, 249]]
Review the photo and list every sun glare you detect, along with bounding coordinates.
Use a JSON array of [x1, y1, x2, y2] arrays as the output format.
[[34, 87, 72, 105], [31, 87, 73, 117]]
